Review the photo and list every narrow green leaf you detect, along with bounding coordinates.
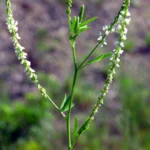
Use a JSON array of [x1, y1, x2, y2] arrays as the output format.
[[79, 25, 88, 30], [63, 103, 74, 112], [88, 53, 112, 65], [60, 96, 74, 112], [81, 17, 98, 26], [77, 120, 89, 135], [70, 16, 77, 34], [60, 94, 67, 110], [73, 117, 79, 137], [79, 5, 85, 22], [77, 26, 91, 34], [74, 17, 80, 33]]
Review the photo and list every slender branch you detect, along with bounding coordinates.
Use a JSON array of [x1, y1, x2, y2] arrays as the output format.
[[72, 0, 131, 147], [65, 1, 79, 149], [5, 0, 66, 118], [67, 67, 78, 150]]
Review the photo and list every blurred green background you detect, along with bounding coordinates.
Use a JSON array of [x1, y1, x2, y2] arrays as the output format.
[[0, 0, 150, 149]]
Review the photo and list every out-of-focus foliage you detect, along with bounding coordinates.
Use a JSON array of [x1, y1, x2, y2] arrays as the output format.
[[145, 34, 150, 46], [0, 71, 150, 150], [124, 40, 136, 52], [116, 75, 150, 150], [0, 90, 53, 150]]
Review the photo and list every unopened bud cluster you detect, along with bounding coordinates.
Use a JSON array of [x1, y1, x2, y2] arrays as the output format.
[[66, 0, 72, 22]]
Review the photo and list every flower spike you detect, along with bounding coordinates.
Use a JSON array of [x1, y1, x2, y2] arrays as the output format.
[[5, 0, 65, 118]]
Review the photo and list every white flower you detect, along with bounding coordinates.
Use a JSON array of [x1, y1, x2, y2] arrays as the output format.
[[117, 25, 122, 31], [105, 30, 109, 35], [16, 33, 21, 39], [110, 57, 113, 60], [30, 68, 35, 73], [123, 28, 128, 34], [120, 10, 125, 15], [15, 21, 18, 26], [125, 18, 131, 25], [97, 31, 103, 41], [97, 36, 102, 41], [120, 42, 124, 47], [26, 60, 31, 66], [18, 45, 25, 50], [126, 11, 131, 17], [112, 69, 116, 74], [111, 28, 115, 32], [122, 35, 127, 40], [103, 25, 109, 31], [118, 15, 123, 21], [116, 58, 120, 62], [103, 39, 107, 45], [116, 63, 120, 67], [120, 50, 124, 54]]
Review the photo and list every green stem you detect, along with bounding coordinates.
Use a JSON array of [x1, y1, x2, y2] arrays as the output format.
[[66, 1, 77, 149], [67, 69, 77, 150], [67, 40, 78, 150], [45, 93, 66, 118]]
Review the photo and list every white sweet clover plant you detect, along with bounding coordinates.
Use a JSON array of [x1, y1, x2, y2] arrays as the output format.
[[5, 0, 131, 149]]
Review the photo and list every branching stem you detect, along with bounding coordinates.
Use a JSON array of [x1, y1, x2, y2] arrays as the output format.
[[78, 1, 126, 70], [67, 39, 78, 150]]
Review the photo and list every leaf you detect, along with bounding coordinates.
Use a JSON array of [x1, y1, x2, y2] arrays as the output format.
[[81, 17, 98, 26], [79, 5, 85, 22], [79, 25, 88, 29], [70, 16, 77, 34], [60, 95, 74, 112], [77, 120, 89, 135], [60, 94, 67, 110], [73, 117, 78, 137], [77, 25, 91, 34], [74, 17, 80, 33], [88, 53, 112, 65]]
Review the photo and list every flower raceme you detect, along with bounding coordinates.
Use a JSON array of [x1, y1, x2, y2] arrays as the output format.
[[72, 1, 131, 145], [5, 0, 65, 118], [90, 1, 131, 124]]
